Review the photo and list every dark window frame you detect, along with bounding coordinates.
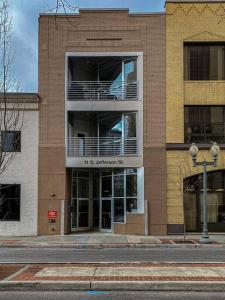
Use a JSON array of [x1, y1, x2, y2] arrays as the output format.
[[184, 42, 225, 81], [184, 106, 225, 144], [1, 131, 21, 153], [0, 184, 21, 221]]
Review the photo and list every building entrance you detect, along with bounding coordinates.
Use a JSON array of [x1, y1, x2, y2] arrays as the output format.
[[70, 168, 140, 233]]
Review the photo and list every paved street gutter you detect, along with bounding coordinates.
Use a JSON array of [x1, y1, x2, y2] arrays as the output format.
[[1, 243, 225, 249], [0, 281, 225, 292]]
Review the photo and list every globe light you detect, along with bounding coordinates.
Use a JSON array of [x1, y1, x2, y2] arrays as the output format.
[[210, 142, 220, 161], [189, 143, 198, 160]]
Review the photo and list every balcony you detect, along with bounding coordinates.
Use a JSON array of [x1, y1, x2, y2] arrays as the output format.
[[66, 111, 142, 168], [67, 137, 138, 157], [67, 56, 140, 108], [67, 81, 138, 101]]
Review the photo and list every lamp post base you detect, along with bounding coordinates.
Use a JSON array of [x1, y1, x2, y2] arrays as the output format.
[[199, 236, 211, 244]]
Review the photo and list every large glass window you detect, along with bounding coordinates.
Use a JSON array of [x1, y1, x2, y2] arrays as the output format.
[[0, 184, 20, 221], [184, 44, 225, 80], [1, 131, 21, 152], [184, 106, 225, 144], [114, 198, 124, 223], [184, 171, 225, 232], [126, 169, 138, 213], [114, 169, 124, 223]]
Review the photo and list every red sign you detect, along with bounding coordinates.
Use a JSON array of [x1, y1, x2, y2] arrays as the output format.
[[48, 211, 57, 219]]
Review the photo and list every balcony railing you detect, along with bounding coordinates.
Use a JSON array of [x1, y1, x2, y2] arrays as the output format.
[[185, 122, 225, 144], [67, 137, 138, 157], [67, 81, 138, 101]]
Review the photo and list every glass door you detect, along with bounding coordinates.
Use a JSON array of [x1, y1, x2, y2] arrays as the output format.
[[71, 170, 90, 232], [101, 199, 112, 230]]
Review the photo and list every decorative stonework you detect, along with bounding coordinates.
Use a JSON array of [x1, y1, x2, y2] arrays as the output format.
[[168, 4, 225, 22], [184, 31, 225, 42]]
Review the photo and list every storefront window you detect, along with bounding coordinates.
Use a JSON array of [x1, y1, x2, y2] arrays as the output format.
[[126, 198, 137, 213], [114, 198, 124, 223], [114, 173, 124, 197], [126, 169, 138, 213], [184, 170, 225, 232]]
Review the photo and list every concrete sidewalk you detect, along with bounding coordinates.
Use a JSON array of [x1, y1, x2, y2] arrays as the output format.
[[0, 233, 225, 248], [1, 263, 225, 291]]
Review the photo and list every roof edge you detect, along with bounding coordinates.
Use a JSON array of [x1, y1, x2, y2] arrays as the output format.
[[0, 93, 39, 104], [166, 0, 225, 3]]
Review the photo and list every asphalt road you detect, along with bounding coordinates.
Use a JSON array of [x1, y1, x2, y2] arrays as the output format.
[[0, 291, 224, 300], [1, 247, 225, 263]]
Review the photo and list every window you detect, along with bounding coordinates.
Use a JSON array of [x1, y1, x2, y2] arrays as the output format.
[[184, 171, 225, 232], [113, 168, 139, 222], [1, 131, 21, 152], [126, 168, 138, 213], [184, 44, 225, 80], [184, 106, 225, 144], [0, 184, 20, 221], [114, 169, 124, 223]]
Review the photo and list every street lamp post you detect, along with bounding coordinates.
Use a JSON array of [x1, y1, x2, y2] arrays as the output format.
[[189, 142, 220, 244]]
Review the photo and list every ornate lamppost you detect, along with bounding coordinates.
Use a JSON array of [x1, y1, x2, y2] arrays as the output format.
[[189, 142, 220, 244]]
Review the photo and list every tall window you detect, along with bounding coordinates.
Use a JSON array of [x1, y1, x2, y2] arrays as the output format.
[[0, 184, 20, 221], [1, 131, 21, 152], [112, 168, 138, 223], [184, 44, 225, 80], [184, 171, 225, 232], [184, 106, 225, 143]]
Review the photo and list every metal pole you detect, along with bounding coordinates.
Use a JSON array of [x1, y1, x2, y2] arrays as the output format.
[[200, 161, 210, 243]]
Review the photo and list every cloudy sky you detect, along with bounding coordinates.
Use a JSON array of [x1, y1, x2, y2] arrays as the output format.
[[9, 0, 165, 92]]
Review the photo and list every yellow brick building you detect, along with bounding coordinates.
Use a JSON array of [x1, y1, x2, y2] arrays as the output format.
[[166, 0, 225, 233]]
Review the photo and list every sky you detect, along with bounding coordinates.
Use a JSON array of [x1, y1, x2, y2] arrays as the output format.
[[9, 0, 165, 92]]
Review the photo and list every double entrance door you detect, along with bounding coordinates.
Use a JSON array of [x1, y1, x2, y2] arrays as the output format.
[[71, 170, 113, 232]]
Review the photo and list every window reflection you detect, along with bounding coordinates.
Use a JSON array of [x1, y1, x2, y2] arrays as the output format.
[[184, 170, 225, 232], [184, 106, 225, 144]]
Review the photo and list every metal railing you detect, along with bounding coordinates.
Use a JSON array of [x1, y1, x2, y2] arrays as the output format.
[[185, 122, 225, 144], [67, 81, 138, 101], [67, 137, 138, 157]]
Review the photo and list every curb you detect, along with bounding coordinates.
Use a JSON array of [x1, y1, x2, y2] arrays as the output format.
[[1, 281, 225, 291], [0, 243, 225, 249]]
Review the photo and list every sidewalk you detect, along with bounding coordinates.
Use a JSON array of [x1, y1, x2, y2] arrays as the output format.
[[1, 262, 225, 291], [0, 233, 225, 248]]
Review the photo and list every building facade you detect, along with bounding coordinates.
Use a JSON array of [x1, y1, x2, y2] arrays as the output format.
[[0, 93, 39, 236], [2, 0, 225, 237], [166, 0, 225, 234], [38, 9, 167, 235]]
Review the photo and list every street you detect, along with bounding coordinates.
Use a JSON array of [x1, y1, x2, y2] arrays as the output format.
[[0, 291, 224, 300], [0, 247, 225, 263]]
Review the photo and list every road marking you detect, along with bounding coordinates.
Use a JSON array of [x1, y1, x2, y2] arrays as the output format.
[[3, 265, 30, 281]]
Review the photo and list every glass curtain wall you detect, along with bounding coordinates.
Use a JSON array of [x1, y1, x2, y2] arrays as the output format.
[[101, 168, 138, 225], [71, 168, 139, 232]]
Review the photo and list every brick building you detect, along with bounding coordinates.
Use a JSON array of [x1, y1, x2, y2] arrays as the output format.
[[166, 0, 225, 233], [38, 9, 167, 235], [1, 0, 225, 236], [0, 94, 39, 236]]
